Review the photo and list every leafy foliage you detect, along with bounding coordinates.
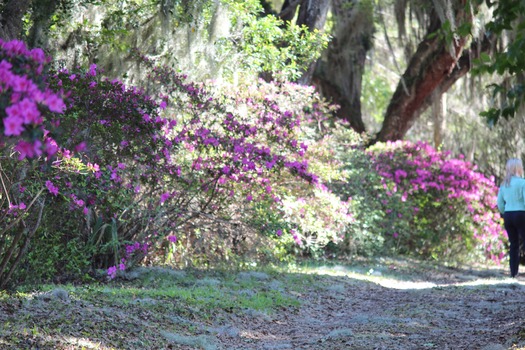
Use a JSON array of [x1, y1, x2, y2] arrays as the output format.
[[0, 31, 508, 288], [1, 37, 342, 286], [225, 1, 330, 80], [473, 0, 525, 124], [311, 119, 505, 263]]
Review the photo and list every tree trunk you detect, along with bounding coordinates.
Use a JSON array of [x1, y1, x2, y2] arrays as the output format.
[[279, 0, 302, 22], [373, 1, 473, 143], [27, 0, 59, 49], [312, 0, 374, 133], [295, 0, 331, 84], [295, 0, 331, 31], [279, 0, 331, 85], [0, 0, 32, 40], [432, 91, 445, 148]]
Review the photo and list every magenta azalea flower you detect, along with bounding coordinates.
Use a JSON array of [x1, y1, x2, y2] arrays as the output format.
[[107, 266, 117, 279], [3, 114, 24, 136], [45, 180, 59, 196]]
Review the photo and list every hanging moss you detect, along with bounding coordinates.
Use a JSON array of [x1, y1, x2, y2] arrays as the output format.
[[45, 0, 327, 85]]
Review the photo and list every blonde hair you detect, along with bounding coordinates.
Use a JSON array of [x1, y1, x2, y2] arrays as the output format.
[[503, 158, 524, 186]]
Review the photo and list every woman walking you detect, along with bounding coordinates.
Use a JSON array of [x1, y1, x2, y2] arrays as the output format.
[[497, 158, 525, 278]]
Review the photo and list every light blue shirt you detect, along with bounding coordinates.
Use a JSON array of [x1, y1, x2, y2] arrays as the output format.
[[497, 176, 525, 213]]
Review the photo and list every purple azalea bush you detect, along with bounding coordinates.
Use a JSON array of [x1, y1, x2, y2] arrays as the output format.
[[366, 140, 505, 262], [1, 39, 336, 285], [0, 39, 68, 288], [46, 61, 323, 277]]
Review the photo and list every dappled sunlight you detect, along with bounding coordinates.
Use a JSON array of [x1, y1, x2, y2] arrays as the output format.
[[60, 336, 104, 349], [369, 276, 525, 290], [294, 263, 521, 290], [300, 265, 440, 289], [349, 274, 439, 290]]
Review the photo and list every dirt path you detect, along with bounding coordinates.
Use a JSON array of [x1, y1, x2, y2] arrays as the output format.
[[2, 259, 525, 350], [218, 262, 525, 350]]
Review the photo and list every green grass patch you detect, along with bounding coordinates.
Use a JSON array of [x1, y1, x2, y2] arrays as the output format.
[[0, 265, 306, 349]]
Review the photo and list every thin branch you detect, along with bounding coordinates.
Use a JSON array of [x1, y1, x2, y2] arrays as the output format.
[[0, 199, 44, 289], [0, 163, 12, 208], [0, 187, 45, 238], [377, 2, 408, 96]]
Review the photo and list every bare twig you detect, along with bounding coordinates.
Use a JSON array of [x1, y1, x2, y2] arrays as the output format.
[[0, 199, 45, 289]]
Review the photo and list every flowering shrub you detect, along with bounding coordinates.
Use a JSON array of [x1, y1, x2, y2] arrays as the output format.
[[24, 52, 338, 278], [198, 78, 353, 258], [131, 55, 352, 263], [0, 37, 344, 285], [0, 39, 67, 288], [323, 129, 387, 257], [2, 37, 503, 287], [358, 140, 505, 262]]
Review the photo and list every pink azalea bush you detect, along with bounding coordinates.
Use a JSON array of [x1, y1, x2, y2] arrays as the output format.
[[28, 52, 336, 278], [346, 140, 506, 263], [131, 55, 352, 263], [316, 125, 506, 263], [2, 39, 338, 285], [0, 39, 69, 288], [205, 79, 353, 258]]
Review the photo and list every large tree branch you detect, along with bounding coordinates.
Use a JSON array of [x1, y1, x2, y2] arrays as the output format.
[[374, 38, 467, 142], [27, 0, 59, 49], [313, 70, 367, 132], [417, 33, 496, 115], [310, 0, 372, 132], [373, 1, 474, 143]]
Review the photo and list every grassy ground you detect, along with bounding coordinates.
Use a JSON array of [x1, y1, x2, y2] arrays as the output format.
[[0, 264, 309, 349]]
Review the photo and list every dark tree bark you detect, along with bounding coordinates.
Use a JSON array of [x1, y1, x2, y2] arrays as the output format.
[[295, 0, 330, 31], [279, 0, 302, 22], [0, 0, 32, 40], [417, 33, 496, 116], [259, 0, 278, 16], [278, 1, 373, 131], [27, 0, 59, 49], [312, 0, 373, 133], [295, 0, 330, 84], [373, 1, 475, 143]]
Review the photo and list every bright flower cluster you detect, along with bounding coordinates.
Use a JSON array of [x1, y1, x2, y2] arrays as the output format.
[[0, 39, 65, 159], [369, 140, 505, 262]]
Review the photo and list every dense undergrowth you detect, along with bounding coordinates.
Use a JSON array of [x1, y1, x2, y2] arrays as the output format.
[[0, 38, 506, 290]]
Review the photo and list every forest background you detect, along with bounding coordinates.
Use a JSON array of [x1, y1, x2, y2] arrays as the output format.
[[0, 0, 523, 289]]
